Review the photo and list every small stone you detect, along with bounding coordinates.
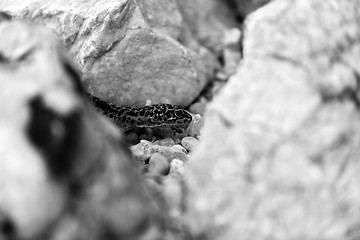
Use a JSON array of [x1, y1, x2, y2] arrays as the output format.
[[168, 145, 188, 162], [131, 140, 188, 163], [181, 136, 199, 153], [148, 153, 170, 175], [189, 100, 207, 115], [223, 28, 242, 46], [169, 159, 186, 177], [173, 137, 182, 145], [186, 114, 204, 137], [171, 130, 188, 144], [131, 140, 155, 163], [157, 138, 175, 147]]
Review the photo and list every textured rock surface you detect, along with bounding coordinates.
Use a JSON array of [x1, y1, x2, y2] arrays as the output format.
[[185, 0, 360, 239], [0, 0, 236, 107], [181, 137, 199, 153], [131, 140, 188, 163]]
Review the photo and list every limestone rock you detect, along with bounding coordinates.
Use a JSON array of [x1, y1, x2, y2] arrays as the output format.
[[131, 140, 188, 163], [185, 0, 360, 239], [148, 153, 170, 175], [181, 137, 199, 153], [0, 0, 217, 107]]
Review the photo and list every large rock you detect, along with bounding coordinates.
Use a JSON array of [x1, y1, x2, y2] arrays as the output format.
[[0, 20, 165, 240], [0, 0, 232, 107], [185, 0, 360, 239]]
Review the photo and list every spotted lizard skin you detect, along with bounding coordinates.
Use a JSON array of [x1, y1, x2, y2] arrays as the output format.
[[88, 94, 193, 132]]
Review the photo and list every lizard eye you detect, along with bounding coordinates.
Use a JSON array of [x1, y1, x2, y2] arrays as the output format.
[[26, 95, 82, 180]]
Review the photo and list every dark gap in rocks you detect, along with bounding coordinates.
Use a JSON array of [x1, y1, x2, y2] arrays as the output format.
[[221, 0, 245, 23], [0, 11, 12, 22], [238, 24, 245, 58], [218, 53, 225, 66], [320, 71, 360, 109]]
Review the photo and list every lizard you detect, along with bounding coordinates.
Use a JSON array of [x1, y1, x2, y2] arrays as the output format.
[[88, 94, 193, 132]]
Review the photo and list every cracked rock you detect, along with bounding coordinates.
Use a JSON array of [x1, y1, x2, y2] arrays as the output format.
[[185, 1, 360, 239]]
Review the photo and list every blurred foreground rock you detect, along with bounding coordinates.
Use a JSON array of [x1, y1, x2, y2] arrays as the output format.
[[185, 0, 360, 239], [0, 0, 237, 107], [0, 20, 165, 240]]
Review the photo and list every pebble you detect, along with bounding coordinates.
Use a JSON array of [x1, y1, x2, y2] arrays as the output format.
[[189, 100, 207, 115], [148, 153, 170, 175], [131, 140, 188, 163], [173, 137, 181, 145], [169, 159, 186, 177], [169, 145, 188, 162], [181, 136, 199, 153], [131, 140, 154, 162], [186, 114, 203, 137], [156, 138, 175, 147]]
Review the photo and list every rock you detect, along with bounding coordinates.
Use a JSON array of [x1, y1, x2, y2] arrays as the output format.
[[0, 0, 214, 107], [186, 114, 204, 137], [131, 140, 188, 163], [189, 98, 207, 115], [156, 138, 176, 147], [137, 0, 182, 39], [0, 20, 164, 240], [148, 153, 170, 175], [169, 159, 186, 177], [185, 1, 360, 239], [181, 137, 199, 153], [84, 30, 208, 107]]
